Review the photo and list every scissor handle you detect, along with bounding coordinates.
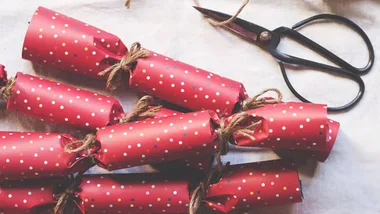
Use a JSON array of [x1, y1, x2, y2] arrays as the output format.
[[291, 13, 375, 75], [278, 61, 365, 112], [264, 13, 374, 112]]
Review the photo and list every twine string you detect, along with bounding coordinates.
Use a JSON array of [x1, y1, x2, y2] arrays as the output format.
[[242, 88, 283, 111], [124, 0, 249, 27], [216, 112, 261, 169], [194, 0, 249, 26], [64, 134, 97, 154], [190, 112, 261, 214], [120, 95, 162, 124], [98, 42, 150, 90], [189, 162, 230, 214], [54, 173, 84, 214], [125, 0, 131, 8], [0, 78, 15, 100]]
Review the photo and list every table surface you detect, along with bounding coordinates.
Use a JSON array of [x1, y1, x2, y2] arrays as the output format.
[[1, 0, 379, 213]]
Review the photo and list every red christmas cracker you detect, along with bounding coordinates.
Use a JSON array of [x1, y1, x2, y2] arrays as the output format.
[[0, 173, 191, 214], [0, 160, 301, 214], [0, 65, 179, 131], [0, 131, 91, 181], [191, 160, 302, 213], [0, 110, 219, 181], [226, 101, 340, 161], [0, 101, 338, 181], [89, 110, 220, 171], [22, 6, 248, 116]]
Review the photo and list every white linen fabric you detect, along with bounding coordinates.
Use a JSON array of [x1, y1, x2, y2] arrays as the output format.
[[0, 0, 379, 213]]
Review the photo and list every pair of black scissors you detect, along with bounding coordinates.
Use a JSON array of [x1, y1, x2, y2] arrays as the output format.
[[194, 6, 375, 112]]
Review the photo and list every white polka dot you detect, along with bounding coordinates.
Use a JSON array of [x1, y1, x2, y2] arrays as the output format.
[[300, 125, 304, 129], [306, 118, 310, 122]]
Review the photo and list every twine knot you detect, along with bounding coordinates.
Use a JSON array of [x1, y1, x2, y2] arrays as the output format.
[[64, 134, 97, 165], [120, 95, 162, 124], [98, 42, 150, 91], [217, 112, 261, 169], [0, 78, 15, 100], [242, 88, 283, 111], [54, 174, 83, 214], [64, 134, 97, 154], [189, 112, 262, 214], [189, 162, 230, 214]]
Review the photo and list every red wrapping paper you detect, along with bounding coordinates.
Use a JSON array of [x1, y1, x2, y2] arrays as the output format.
[[0, 131, 91, 181], [0, 161, 301, 214], [92, 110, 220, 171], [0, 65, 182, 131], [79, 174, 190, 214], [225, 102, 340, 161], [0, 105, 338, 182], [5, 71, 123, 130], [22, 6, 248, 116], [203, 160, 302, 213], [0, 173, 191, 214]]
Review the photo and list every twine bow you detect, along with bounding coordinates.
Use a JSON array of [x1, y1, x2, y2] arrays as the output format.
[[242, 88, 283, 111], [54, 174, 83, 214], [120, 95, 162, 124], [189, 112, 262, 214], [0, 78, 15, 100], [98, 42, 150, 91], [216, 112, 261, 169], [64, 134, 97, 165], [64, 134, 97, 154]]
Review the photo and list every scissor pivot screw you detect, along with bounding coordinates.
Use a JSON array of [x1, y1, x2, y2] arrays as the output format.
[[260, 31, 272, 42]]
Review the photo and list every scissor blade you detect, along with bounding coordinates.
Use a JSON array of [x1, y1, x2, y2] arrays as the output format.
[[194, 6, 270, 43]]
